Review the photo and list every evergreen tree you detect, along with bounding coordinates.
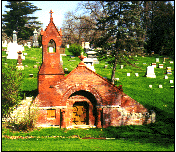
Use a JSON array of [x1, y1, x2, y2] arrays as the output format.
[[2, 64, 23, 118], [2, 1, 42, 41], [96, 1, 146, 83], [143, 1, 174, 56]]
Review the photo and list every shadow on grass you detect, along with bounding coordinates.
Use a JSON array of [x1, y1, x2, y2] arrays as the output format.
[[103, 104, 174, 148]]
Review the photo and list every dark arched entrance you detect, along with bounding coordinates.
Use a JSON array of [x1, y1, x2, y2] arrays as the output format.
[[68, 90, 98, 127]]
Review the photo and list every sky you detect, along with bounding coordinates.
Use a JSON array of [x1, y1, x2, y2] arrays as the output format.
[[1, 1, 82, 29], [2, 1, 174, 29]]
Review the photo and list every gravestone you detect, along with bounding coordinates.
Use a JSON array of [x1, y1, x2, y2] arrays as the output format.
[[166, 67, 172, 74], [13, 30, 17, 43], [27, 42, 31, 48], [159, 85, 163, 88], [127, 73, 130, 76], [2, 40, 7, 47], [135, 73, 139, 77], [24, 53, 27, 55], [169, 61, 173, 64], [146, 66, 156, 78], [29, 74, 33, 77], [16, 51, 24, 70], [159, 64, 163, 68], [7, 43, 25, 59], [104, 65, 108, 69], [149, 85, 152, 88], [170, 80, 173, 83], [164, 75, 168, 79], [151, 63, 156, 68], [120, 65, 124, 69], [114, 78, 119, 81], [156, 58, 159, 63], [33, 65, 37, 68], [67, 44, 69, 48], [33, 29, 39, 47], [83, 57, 95, 72]]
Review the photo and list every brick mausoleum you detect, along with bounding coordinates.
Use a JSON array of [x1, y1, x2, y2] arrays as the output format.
[[34, 10, 155, 128]]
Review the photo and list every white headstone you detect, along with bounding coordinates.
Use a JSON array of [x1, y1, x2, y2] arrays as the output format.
[[85, 42, 90, 49], [135, 73, 139, 77], [169, 61, 173, 64], [159, 85, 163, 88], [67, 44, 69, 48], [156, 58, 159, 63], [114, 78, 119, 81], [120, 65, 123, 69], [159, 64, 163, 68], [13, 30, 17, 43], [170, 80, 173, 83], [151, 63, 156, 68], [6, 43, 25, 59], [83, 58, 95, 72], [146, 66, 156, 78], [127, 73, 130, 76], [149, 85, 152, 88], [164, 75, 168, 79]]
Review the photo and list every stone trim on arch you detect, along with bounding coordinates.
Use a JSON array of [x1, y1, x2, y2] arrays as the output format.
[[61, 84, 103, 106]]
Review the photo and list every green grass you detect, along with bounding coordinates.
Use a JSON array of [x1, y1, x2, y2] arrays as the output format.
[[2, 138, 174, 151], [2, 47, 174, 151]]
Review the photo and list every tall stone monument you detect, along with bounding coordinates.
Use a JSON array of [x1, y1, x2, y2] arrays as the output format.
[[33, 29, 39, 47], [13, 30, 17, 43]]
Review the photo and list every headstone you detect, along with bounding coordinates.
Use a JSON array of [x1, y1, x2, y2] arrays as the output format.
[[104, 65, 108, 69], [64, 68, 68, 72], [24, 53, 27, 55], [16, 51, 24, 70], [149, 85, 152, 88], [33, 29, 39, 47], [120, 65, 123, 69], [169, 61, 173, 64], [27, 42, 31, 48], [135, 55, 137, 57], [33, 65, 37, 68], [83, 58, 95, 72], [25, 65, 28, 67], [159, 64, 163, 68], [13, 30, 17, 43], [49, 47, 53, 53], [114, 78, 119, 81], [159, 85, 163, 88], [164, 75, 168, 79], [86, 51, 97, 58], [85, 42, 90, 49], [151, 63, 156, 68], [166, 67, 172, 74], [29, 74, 33, 77], [127, 73, 130, 76], [6, 43, 25, 59], [67, 44, 69, 48], [170, 80, 173, 83], [2, 40, 7, 47], [156, 58, 159, 63], [146, 66, 156, 78], [135, 73, 139, 77]]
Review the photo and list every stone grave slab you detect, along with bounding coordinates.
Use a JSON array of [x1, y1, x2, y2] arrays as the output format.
[[146, 66, 156, 78]]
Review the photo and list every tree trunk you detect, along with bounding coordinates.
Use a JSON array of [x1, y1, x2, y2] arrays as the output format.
[[111, 57, 118, 84]]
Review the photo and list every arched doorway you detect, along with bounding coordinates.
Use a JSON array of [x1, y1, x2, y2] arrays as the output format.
[[67, 90, 98, 127]]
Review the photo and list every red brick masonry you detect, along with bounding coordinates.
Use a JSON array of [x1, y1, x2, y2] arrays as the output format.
[[34, 10, 155, 128]]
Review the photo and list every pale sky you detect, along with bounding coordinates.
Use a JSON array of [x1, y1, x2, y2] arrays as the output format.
[[2, 1, 82, 29]]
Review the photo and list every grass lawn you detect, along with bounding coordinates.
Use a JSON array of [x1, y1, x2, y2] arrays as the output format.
[[2, 47, 174, 151], [2, 138, 174, 151]]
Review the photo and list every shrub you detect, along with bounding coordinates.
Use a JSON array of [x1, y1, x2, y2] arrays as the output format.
[[68, 43, 83, 56]]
